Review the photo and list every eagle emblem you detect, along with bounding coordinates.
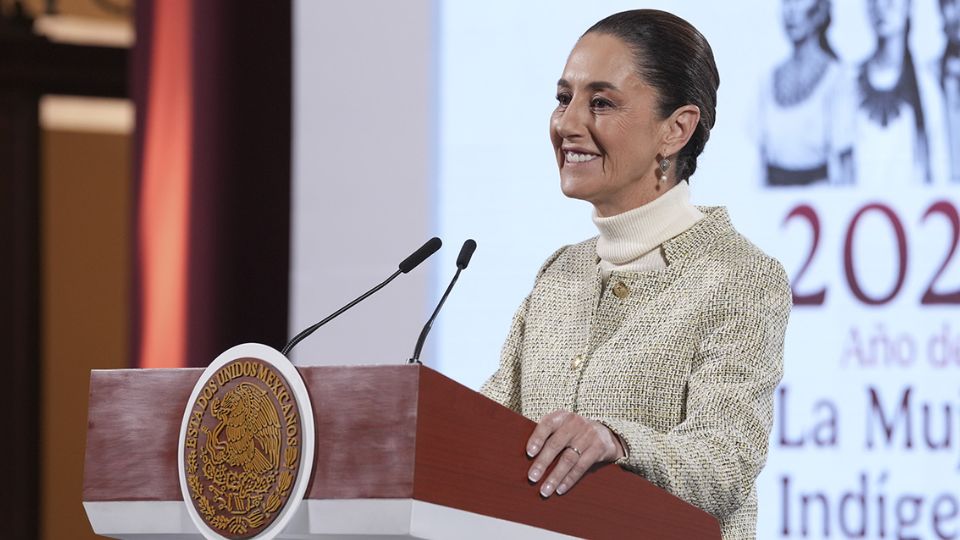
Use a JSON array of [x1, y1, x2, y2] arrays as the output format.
[[206, 382, 281, 477], [182, 357, 303, 539]]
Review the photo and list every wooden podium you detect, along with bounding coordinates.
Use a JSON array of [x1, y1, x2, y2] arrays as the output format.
[[83, 364, 721, 539]]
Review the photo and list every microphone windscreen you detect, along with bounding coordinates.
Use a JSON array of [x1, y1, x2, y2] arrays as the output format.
[[399, 237, 442, 273], [456, 239, 477, 269]]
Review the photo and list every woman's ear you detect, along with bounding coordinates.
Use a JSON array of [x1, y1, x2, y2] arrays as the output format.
[[661, 105, 701, 157]]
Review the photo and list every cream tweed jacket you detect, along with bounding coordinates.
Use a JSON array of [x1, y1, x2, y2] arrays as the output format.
[[481, 207, 791, 540]]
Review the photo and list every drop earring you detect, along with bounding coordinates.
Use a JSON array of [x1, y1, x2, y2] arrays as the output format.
[[659, 158, 671, 184]]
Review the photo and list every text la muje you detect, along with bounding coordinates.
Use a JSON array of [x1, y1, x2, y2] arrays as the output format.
[[777, 385, 959, 458]]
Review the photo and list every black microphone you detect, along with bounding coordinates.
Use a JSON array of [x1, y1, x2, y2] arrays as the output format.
[[400, 237, 443, 273], [408, 239, 477, 364], [456, 238, 477, 270], [281, 237, 442, 357]]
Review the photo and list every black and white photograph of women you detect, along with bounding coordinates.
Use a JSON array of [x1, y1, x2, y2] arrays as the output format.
[[939, 0, 960, 182], [759, 0, 856, 187], [854, 0, 952, 186]]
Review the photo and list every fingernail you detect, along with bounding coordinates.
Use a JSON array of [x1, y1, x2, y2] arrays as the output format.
[[556, 483, 568, 495], [526, 443, 539, 457], [528, 466, 542, 482], [540, 482, 554, 497]]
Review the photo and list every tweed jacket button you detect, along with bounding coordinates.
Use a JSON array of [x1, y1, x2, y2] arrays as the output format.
[[612, 281, 630, 299], [571, 354, 584, 370]]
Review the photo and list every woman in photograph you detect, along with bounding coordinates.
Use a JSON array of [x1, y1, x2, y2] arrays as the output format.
[[855, 0, 933, 185], [481, 9, 791, 539], [759, 0, 855, 186], [939, 0, 960, 182]]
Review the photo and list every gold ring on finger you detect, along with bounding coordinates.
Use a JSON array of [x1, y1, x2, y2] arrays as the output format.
[[566, 445, 582, 457]]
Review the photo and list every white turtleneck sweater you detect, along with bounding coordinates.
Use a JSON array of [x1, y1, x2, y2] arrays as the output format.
[[593, 181, 704, 283]]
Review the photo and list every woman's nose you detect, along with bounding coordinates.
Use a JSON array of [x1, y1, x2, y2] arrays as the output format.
[[555, 102, 587, 140]]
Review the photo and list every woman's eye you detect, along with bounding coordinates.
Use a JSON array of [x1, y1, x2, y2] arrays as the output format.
[[556, 93, 571, 107], [591, 97, 613, 109]]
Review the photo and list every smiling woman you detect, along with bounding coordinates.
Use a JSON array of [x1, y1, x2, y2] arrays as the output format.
[[551, 34, 673, 216], [480, 9, 791, 540], [550, 22, 716, 216]]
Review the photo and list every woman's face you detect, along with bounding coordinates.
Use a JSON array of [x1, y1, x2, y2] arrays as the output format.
[[550, 33, 668, 216], [782, 0, 827, 44], [868, 0, 911, 38]]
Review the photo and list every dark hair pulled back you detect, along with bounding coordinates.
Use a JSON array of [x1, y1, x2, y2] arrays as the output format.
[[585, 10, 719, 181]]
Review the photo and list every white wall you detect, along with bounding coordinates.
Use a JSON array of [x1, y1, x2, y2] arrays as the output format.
[[291, 0, 436, 366]]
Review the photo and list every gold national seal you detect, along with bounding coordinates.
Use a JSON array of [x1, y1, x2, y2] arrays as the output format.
[[182, 358, 302, 539]]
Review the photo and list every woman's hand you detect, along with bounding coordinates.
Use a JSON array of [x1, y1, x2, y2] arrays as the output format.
[[526, 410, 625, 497]]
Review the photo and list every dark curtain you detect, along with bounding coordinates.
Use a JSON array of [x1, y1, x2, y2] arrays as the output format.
[[132, 1, 292, 367]]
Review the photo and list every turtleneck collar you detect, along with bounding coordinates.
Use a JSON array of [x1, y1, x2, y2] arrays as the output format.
[[592, 181, 704, 268]]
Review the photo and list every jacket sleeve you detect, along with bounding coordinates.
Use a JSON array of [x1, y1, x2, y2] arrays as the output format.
[[598, 258, 791, 520], [479, 295, 528, 413], [480, 245, 570, 413]]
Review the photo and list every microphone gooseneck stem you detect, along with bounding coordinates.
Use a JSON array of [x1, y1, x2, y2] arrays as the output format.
[[282, 269, 403, 356], [409, 267, 462, 364]]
